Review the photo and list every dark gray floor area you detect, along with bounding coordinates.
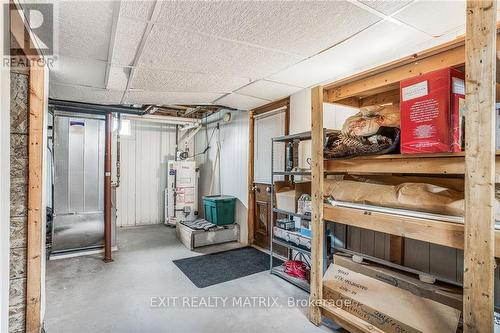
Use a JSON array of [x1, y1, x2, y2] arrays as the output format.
[[44, 225, 335, 333]]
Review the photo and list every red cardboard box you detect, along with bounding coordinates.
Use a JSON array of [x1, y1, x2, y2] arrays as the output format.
[[400, 68, 465, 154]]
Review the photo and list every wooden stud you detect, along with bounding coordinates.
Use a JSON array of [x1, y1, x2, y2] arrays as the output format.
[[26, 60, 44, 333], [463, 1, 497, 332], [309, 86, 324, 325], [247, 110, 255, 244], [359, 89, 400, 108]]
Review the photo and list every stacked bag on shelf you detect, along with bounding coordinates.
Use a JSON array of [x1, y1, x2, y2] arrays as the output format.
[[324, 104, 401, 158]]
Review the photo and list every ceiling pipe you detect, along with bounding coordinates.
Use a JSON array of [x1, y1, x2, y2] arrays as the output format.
[[49, 99, 146, 115], [122, 114, 201, 126]]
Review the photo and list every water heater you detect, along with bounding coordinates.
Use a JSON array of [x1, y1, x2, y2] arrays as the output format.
[[165, 160, 198, 226]]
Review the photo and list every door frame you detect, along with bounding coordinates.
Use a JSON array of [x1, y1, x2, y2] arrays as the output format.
[[247, 97, 290, 245]]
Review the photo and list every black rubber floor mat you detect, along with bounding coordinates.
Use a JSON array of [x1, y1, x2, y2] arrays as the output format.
[[173, 247, 282, 288]]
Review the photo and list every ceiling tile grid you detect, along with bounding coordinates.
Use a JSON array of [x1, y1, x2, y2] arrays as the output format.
[[49, 83, 124, 105], [47, 0, 474, 110], [214, 93, 270, 111]]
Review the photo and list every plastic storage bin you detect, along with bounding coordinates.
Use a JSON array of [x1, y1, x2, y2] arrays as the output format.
[[203, 195, 236, 225]]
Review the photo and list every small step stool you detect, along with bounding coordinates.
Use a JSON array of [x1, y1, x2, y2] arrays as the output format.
[[176, 222, 239, 250]]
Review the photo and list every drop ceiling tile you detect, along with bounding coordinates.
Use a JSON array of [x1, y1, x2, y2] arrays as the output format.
[[236, 80, 302, 101], [55, 1, 115, 61], [111, 16, 147, 66], [269, 20, 430, 88], [125, 91, 224, 106], [139, 25, 301, 78], [359, 0, 413, 15], [50, 55, 106, 88], [119, 0, 156, 21], [107, 66, 130, 91], [157, 1, 380, 56], [394, 0, 465, 37], [215, 93, 270, 111], [49, 83, 124, 105], [131, 69, 251, 93]]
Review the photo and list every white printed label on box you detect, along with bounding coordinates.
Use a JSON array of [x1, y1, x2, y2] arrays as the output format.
[[452, 77, 465, 95], [402, 80, 428, 101]]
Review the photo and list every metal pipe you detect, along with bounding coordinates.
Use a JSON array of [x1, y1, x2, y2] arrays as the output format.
[[103, 113, 113, 263], [122, 114, 200, 125], [114, 113, 121, 188], [50, 99, 145, 115]]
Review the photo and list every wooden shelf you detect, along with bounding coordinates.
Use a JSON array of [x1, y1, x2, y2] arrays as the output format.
[[324, 204, 500, 258], [324, 152, 500, 175]]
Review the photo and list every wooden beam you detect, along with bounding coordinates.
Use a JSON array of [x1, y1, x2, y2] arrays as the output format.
[[326, 44, 466, 102], [26, 60, 44, 333], [359, 89, 400, 108], [330, 96, 360, 108], [9, 3, 40, 57], [250, 97, 290, 115], [247, 110, 255, 244], [463, 1, 497, 332], [309, 86, 324, 325], [324, 205, 465, 249]]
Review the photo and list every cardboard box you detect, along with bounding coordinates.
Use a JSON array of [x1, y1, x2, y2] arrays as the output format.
[[274, 181, 311, 213], [323, 264, 460, 333], [334, 253, 462, 310], [400, 68, 465, 154]]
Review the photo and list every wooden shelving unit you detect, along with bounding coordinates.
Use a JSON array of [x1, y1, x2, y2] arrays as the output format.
[[308, 2, 498, 332]]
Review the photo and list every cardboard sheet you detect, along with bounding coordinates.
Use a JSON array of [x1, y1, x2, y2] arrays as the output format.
[[323, 264, 461, 333]]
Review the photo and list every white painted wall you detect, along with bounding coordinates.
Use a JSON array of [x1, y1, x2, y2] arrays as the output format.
[[194, 111, 249, 244], [114, 120, 181, 227], [290, 88, 358, 167]]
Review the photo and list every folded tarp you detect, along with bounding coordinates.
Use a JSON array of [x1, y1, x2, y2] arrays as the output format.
[[324, 179, 464, 216]]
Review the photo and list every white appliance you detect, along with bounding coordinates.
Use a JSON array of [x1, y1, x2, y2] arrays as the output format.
[[165, 160, 198, 226]]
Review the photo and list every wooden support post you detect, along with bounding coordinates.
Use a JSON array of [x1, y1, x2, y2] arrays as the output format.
[[26, 60, 44, 333], [103, 113, 113, 263], [247, 110, 255, 244], [309, 86, 324, 325], [464, 1, 497, 332]]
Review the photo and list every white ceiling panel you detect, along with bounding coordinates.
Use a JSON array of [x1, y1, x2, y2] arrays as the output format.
[[107, 66, 130, 91], [394, 0, 465, 37], [50, 84, 124, 105], [49, 55, 106, 88], [119, 0, 156, 21], [157, 1, 380, 56], [139, 25, 302, 78], [56, 1, 114, 61], [236, 80, 302, 101], [111, 16, 147, 66], [269, 20, 430, 88], [125, 91, 224, 106], [131, 69, 251, 93], [358, 0, 413, 15], [215, 93, 270, 111]]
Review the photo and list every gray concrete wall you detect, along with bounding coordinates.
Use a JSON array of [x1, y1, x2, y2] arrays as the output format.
[[9, 69, 29, 333]]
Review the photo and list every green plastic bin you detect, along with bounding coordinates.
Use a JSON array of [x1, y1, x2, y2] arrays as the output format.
[[203, 195, 236, 226]]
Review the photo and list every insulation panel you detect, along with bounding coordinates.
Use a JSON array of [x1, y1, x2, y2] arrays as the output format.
[[139, 24, 302, 78], [394, 0, 465, 37], [50, 55, 106, 88], [359, 0, 413, 15], [215, 93, 270, 110], [269, 20, 430, 88], [56, 1, 114, 61], [157, 1, 380, 56], [49, 84, 124, 105], [124, 91, 224, 105], [236, 80, 301, 101], [130, 69, 250, 93], [111, 16, 147, 66]]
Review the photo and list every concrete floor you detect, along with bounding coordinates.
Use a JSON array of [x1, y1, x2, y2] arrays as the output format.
[[45, 225, 339, 333]]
